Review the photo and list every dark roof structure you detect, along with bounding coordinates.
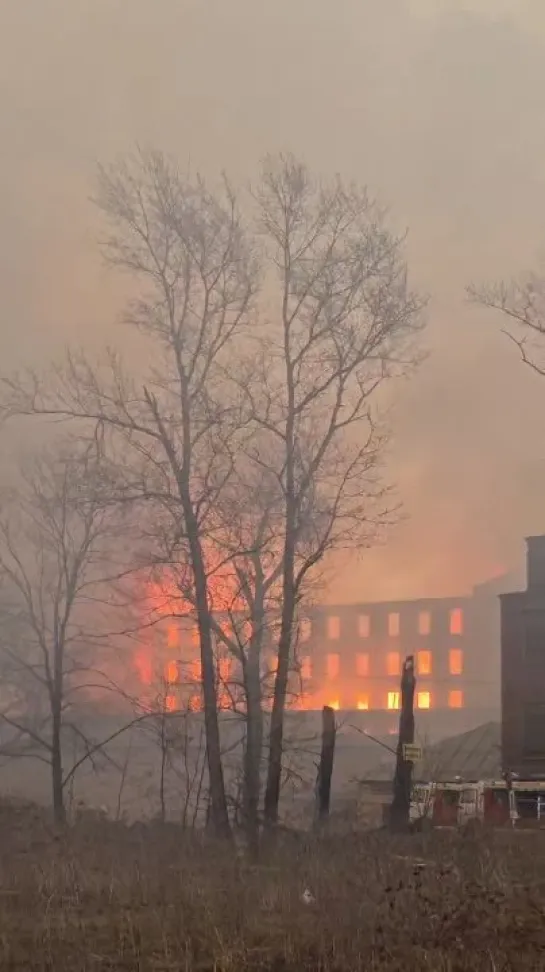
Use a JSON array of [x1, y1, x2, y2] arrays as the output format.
[[365, 721, 501, 782]]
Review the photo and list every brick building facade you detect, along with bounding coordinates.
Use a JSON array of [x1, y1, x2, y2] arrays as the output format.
[[297, 575, 506, 727]]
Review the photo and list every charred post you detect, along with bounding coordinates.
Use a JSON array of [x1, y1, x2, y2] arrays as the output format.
[[314, 705, 337, 826], [390, 654, 416, 832]]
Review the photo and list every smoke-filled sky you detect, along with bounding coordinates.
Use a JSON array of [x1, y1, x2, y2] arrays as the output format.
[[1, 0, 545, 601]]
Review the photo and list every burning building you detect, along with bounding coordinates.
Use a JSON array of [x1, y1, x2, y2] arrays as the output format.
[[294, 575, 509, 733], [123, 569, 512, 737]]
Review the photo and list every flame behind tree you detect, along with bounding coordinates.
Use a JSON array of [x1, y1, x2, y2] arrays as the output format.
[[1, 150, 424, 843]]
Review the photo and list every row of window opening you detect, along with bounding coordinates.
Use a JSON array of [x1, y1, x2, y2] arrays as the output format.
[[309, 648, 463, 680], [327, 690, 464, 711], [300, 608, 464, 642]]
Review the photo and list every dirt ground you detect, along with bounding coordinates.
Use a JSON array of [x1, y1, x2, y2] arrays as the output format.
[[0, 800, 544, 970]]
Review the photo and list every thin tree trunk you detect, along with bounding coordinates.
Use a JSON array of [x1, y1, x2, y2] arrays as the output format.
[[184, 508, 231, 837], [390, 655, 416, 832], [314, 705, 336, 827], [159, 709, 167, 824], [263, 532, 295, 825], [243, 645, 263, 856], [51, 709, 65, 827]]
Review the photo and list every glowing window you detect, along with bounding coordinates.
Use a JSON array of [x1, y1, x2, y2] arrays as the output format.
[[417, 650, 432, 676], [299, 618, 312, 642], [165, 693, 177, 712], [190, 658, 202, 683], [191, 624, 200, 647], [449, 690, 464, 709], [328, 699, 340, 711], [417, 691, 431, 709], [387, 691, 400, 710], [326, 653, 340, 678], [356, 653, 370, 677], [357, 696, 369, 710], [386, 652, 401, 677], [165, 660, 178, 684], [449, 608, 463, 635], [418, 611, 431, 636], [167, 625, 179, 650], [358, 614, 370, 638], [301, 656, 312, 680], [449, 649, 463, 675], [388, 612, 400, 637], [327, 616, 341, 640]]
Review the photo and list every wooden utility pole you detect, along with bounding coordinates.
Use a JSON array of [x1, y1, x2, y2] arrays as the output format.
[[314, 705, 337, 826], [390, 655, 416, 832]]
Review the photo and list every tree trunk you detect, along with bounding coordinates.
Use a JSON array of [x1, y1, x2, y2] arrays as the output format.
[[390, 655, 416, 832], [243, 642, 264, 856], [51, 710, 65, 827], [263, 532, 295, 825], [314, 705, 336, 827], [195, 584, 231, 838]]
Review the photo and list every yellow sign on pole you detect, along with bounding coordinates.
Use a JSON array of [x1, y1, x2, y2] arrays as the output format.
[[402, 743, 422, 762]]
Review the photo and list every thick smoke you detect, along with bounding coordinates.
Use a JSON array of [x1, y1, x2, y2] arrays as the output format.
[[1, 0, 544, 599]]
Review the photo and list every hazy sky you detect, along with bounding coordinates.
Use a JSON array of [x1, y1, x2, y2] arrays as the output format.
[[1, 0, 545, 601]]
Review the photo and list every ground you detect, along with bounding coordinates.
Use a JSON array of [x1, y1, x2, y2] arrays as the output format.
[[0, 801, 544, 970]]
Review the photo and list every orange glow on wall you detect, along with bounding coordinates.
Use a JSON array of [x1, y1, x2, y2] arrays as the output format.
[[167, 625, 179, 650], [301, 656, 312, 679], [134, 650, 153, 686], [165, 660, 178, 684], [417, 650, 432, 676], [387, 691, 400, 710], [326, 653, 340, 678], [327, 616, 341, 640], [190, 658, 202, 683], [417, 691, 431, 709], [386, 652, 401, 676], [357, 696, 369, 710], [328, 699, 340, 710], [358, 614, 370, 638], [449, 649, 463, 675], [449, 608, 463, 635], [356, 653, 369, 676], [218, 657, 232, 683], [449, 689, 464, 709], [299, 618, 312, 642]]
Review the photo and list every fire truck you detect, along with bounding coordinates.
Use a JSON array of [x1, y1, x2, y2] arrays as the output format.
[[410, 781, 464, 829], [410, 778, 545, 830]]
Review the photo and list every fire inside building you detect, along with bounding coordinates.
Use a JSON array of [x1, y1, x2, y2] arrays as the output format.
[[128, 570, 516, 738]]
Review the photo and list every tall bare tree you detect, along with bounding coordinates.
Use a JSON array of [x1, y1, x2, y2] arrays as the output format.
[[252, 156, 424, 824], [1, 151, 258, 836], [0, 434, 124, 824]]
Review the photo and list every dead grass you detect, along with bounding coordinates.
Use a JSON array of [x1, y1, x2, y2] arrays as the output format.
[[0, 801, 543, 970]]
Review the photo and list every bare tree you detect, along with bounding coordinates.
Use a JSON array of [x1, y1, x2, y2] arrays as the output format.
[[469, 271, 545, 375], [250, 155, 424, 825], [0, 150, 423, 841], [1, 151, 258, 837], [0, 434, 125, 825]]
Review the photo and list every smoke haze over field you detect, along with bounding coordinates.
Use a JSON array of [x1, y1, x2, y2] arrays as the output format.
[[1, 0, 545, 601]]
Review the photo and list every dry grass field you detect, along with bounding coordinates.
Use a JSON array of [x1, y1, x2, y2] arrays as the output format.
[[0, 801, 544, 970]]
